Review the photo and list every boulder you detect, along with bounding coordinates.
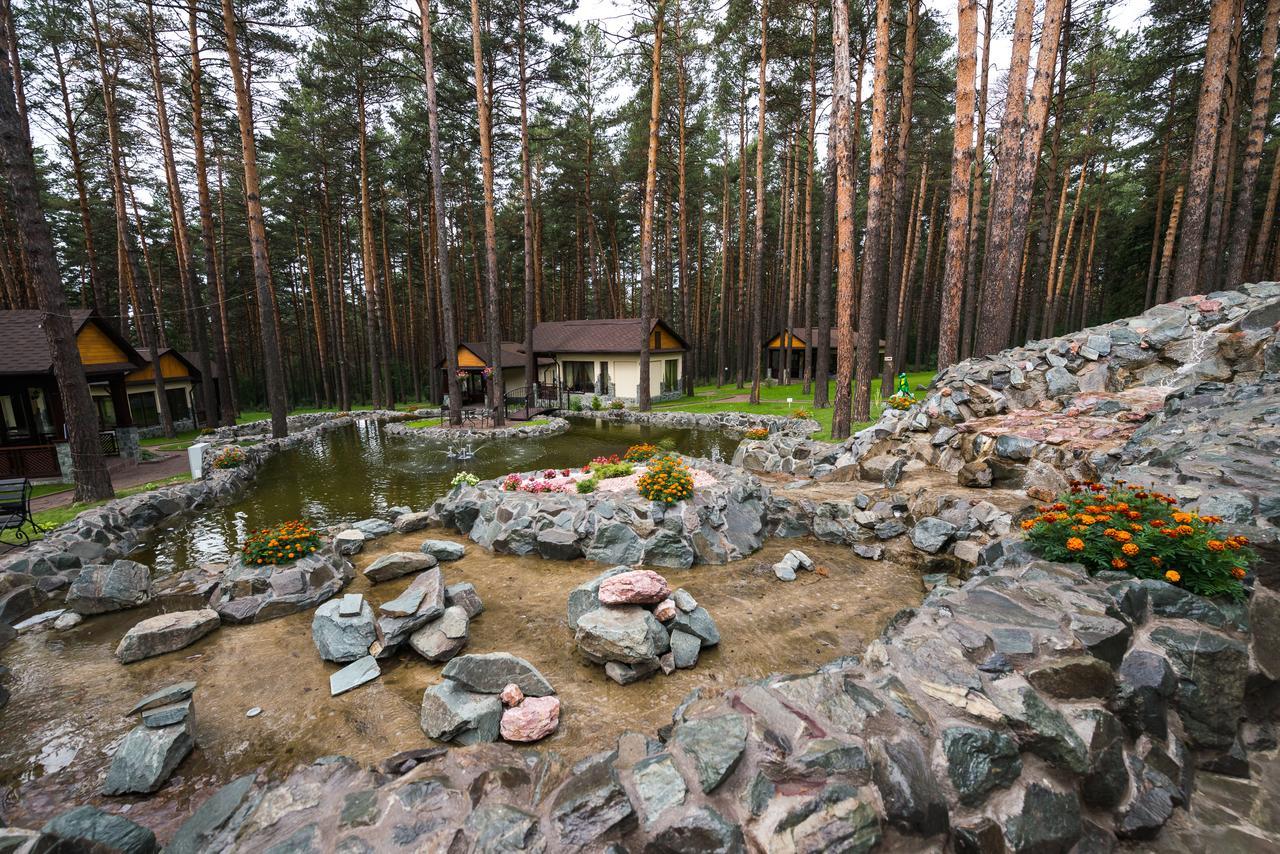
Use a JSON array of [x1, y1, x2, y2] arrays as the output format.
[[500, 684, 524, 706], [670, 629, 701, 669], [67, 560, 152, 615], [1003, 783, 1082, 854], [567, 567, 627, 630], [141, 699, 192, 729], [363, 551, 436, 583], [500, 695, 561, 742], [670, 606, 720, 646], [672, 713, 749, 793], [334, 529, 366, 555], [420, 680, 502, 744], [445, 582, 485, 618], [575, 607, 669, 665], [103, 717, 195, 795], [377, 568, 447, 648], [128, 681, 196, 715], [942, 726, 1022, 806], [535, 528, 583, 561], [673, 588, 698, 612], [1249, 583, 1280, 681], [549, 752, 634, 848], [312, 598, 377, 663], [1113, 650, 1176, 739], [872, 738, 949, 837], [598, 569, 671, 605], [115, 609, 220, 664], [420, 539, 467, 561], [632, 753, 687, 828], [408, 606, 470, 662], [442, 652, 554, 696], [329, 655, 380, 696], [42, 806, 158, 854], [1151, 625, 1248, 749], [1025, 656, 1115, 700], [646, 806, 744, 854], [910, 517, 957, 554], [212, 547, 351, 625], [393, 511, 432, 533], [605, 659, 658, 685], [352, 517, 394, 537], [166, 773, 256, 854]]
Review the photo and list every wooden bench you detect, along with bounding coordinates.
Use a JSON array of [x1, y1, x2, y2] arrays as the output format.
[[0, 478, 43, 547]]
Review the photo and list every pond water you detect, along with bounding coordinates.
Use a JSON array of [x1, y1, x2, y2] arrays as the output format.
[[134, 419, 740, 575]]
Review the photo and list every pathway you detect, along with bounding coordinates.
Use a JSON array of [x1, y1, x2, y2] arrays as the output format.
[[31, 451, 191, 513]]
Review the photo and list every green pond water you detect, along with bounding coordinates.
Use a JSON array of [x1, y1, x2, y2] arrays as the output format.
[[133, 419, 740, 574]]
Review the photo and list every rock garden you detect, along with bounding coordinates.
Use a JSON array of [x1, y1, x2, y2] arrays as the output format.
[[1, 288, 1278, 853]]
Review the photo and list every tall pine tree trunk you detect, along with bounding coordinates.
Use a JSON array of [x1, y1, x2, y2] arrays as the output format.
[[1171, 0, 1237, 298], [0, 11, 113, 501], [517, 0, 536, 395], [748, 0, 767, 405], [831, 0, 856, 437], [638, 0, 665, 410], [938, 0, 977, 369], [1225, 0, 1280, 287], [220, 0, 287, 437], [469, 0, 505, 424], [882, 0, 919, 390]]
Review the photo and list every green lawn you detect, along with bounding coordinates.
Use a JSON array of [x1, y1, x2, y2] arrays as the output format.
[[654, 371, 935, 442], [2, 474, 193, 546]]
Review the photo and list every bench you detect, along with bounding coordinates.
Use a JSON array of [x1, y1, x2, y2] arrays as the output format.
[[0, 478, 43, 547]]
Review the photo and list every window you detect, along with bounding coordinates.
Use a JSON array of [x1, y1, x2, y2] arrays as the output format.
[[563, 360, 595, 392], [129, 391, 159, 428], [599, 361, 610, 392], [663, 359, 678, 392], [167, 388, 191, 422]]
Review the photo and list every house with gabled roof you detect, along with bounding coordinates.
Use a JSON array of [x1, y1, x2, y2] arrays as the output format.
[[532, 317, 687, 402]]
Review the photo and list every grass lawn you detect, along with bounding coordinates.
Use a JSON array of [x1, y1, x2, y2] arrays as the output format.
[[2, 474, 193, 546], [654, 371, 935, 442]]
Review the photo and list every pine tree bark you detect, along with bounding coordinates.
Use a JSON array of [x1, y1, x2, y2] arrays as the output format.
[[147, 0, 217, 429], [1200, 0, 1244, 289], [1171, 0, 1237, 297], [88, 0, 173, 438], [51, 41, 105, 314], [220, 0, 287, 437], [676, 0, 693, 395], [517, 0, 536, 396], [1251, 148, 1280, 280], [801, 0, 818, 395], [1156, 185, 1185, 304], [187, 0, 234, 425], [937, 0, 977, 369], [637, 0, 664, 410], [882, 0, 919, 390], [748, 0, 767, 405], [469, 0, 505, 424], [831, 0, 856, 438], [0, 11, 113, 501], [1225, 0, 1280, 287]]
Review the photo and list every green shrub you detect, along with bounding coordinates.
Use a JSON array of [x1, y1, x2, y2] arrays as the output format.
[[590, 461, 634, 480], [450, 471, 479, 488], [657, 437, 677, 451], [591, 395, 603, 411], [569, 397, 583, 412], [1023, 481, 1254, 600], [576, 478, 598, 494], [609, 399, 626, 410]]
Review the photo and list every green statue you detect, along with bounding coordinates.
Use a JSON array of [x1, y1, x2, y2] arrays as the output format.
[[895, 372, 911, 399]]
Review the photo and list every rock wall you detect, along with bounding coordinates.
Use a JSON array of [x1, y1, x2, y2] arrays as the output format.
[[0, 412, 401, 627], [427, 457, 769, 568], [562, 408, 821, 438], [384, 416, 570, 442]]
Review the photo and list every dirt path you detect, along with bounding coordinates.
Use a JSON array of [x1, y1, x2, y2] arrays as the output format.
[[31, 452, 191, 512]]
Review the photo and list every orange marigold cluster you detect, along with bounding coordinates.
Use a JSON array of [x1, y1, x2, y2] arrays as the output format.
[[242, 519, 321, 566]]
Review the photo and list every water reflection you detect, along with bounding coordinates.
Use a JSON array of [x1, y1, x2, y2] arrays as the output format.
[[134, 419, 739, 574]]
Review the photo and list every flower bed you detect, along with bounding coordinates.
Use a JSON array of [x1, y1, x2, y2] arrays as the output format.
[[1022, 480, 1253, 599], [496, 453, 716, 500], [242, 520, 322, 566], [212, 446, 248, 469]]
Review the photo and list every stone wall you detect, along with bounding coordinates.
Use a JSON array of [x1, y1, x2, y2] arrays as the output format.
[[384, 416, 570, 442], [0, 412, 403, 627], [562, 408, 821, 438], [137, 419, 195, 439], [427, 456, 769, 568]]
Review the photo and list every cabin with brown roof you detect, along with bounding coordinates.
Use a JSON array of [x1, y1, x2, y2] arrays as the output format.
[[0, 310, 144, 479], [444, 342, 555, 405], [532, 318, 687, 401], [90, 347, 204, 434], [765, 327, 886, 380]]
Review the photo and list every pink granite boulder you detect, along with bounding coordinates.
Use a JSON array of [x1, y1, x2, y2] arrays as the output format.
[[500, 696, 560, 742], [598, 570, 671, 606]]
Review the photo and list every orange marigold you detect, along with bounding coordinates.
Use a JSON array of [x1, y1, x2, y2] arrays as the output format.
[[1122, 543, 1140, 556], [1207, 540, 1225, 552], [1231, 567, 1246, 580], [1164, 570, 1181, 583], [1066, 537, 1085, 552], [1111, 557, 1128, 570]]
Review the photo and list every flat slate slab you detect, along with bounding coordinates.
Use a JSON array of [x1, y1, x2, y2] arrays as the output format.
[[330, 655, 381, 696], [128, 681, 196, 716]]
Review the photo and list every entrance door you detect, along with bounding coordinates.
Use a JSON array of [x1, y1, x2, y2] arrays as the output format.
[[599, 361, 610, 394]]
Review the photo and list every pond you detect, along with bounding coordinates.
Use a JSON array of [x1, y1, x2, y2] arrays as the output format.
[[133, 419, 741, 575]]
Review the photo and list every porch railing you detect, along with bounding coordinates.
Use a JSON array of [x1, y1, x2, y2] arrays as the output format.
[[0, 443, 60, 479]]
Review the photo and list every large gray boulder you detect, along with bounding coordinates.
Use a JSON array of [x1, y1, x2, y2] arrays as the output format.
[[408, 606, 470, 662], [420, 680, 502, 744], [376, 567, 446, 648], [567, 567, 628, 630], [115, 609, 220, 664], [103, 716, 195, 795], [67, 560, 152, 615], [212, 546, 352, 625], [42, 806, 158, 854], [575, 607, 670, 665], [363, 551, 436, 583], [442, 652, 554, 696], [312, 598, 377, 662], [421, 539, 467, 561]]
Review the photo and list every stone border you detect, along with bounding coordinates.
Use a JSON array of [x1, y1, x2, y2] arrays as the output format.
[[560, 408, 821, 438], [384, 416, 570, 442], [0, 411, 405, 626]]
